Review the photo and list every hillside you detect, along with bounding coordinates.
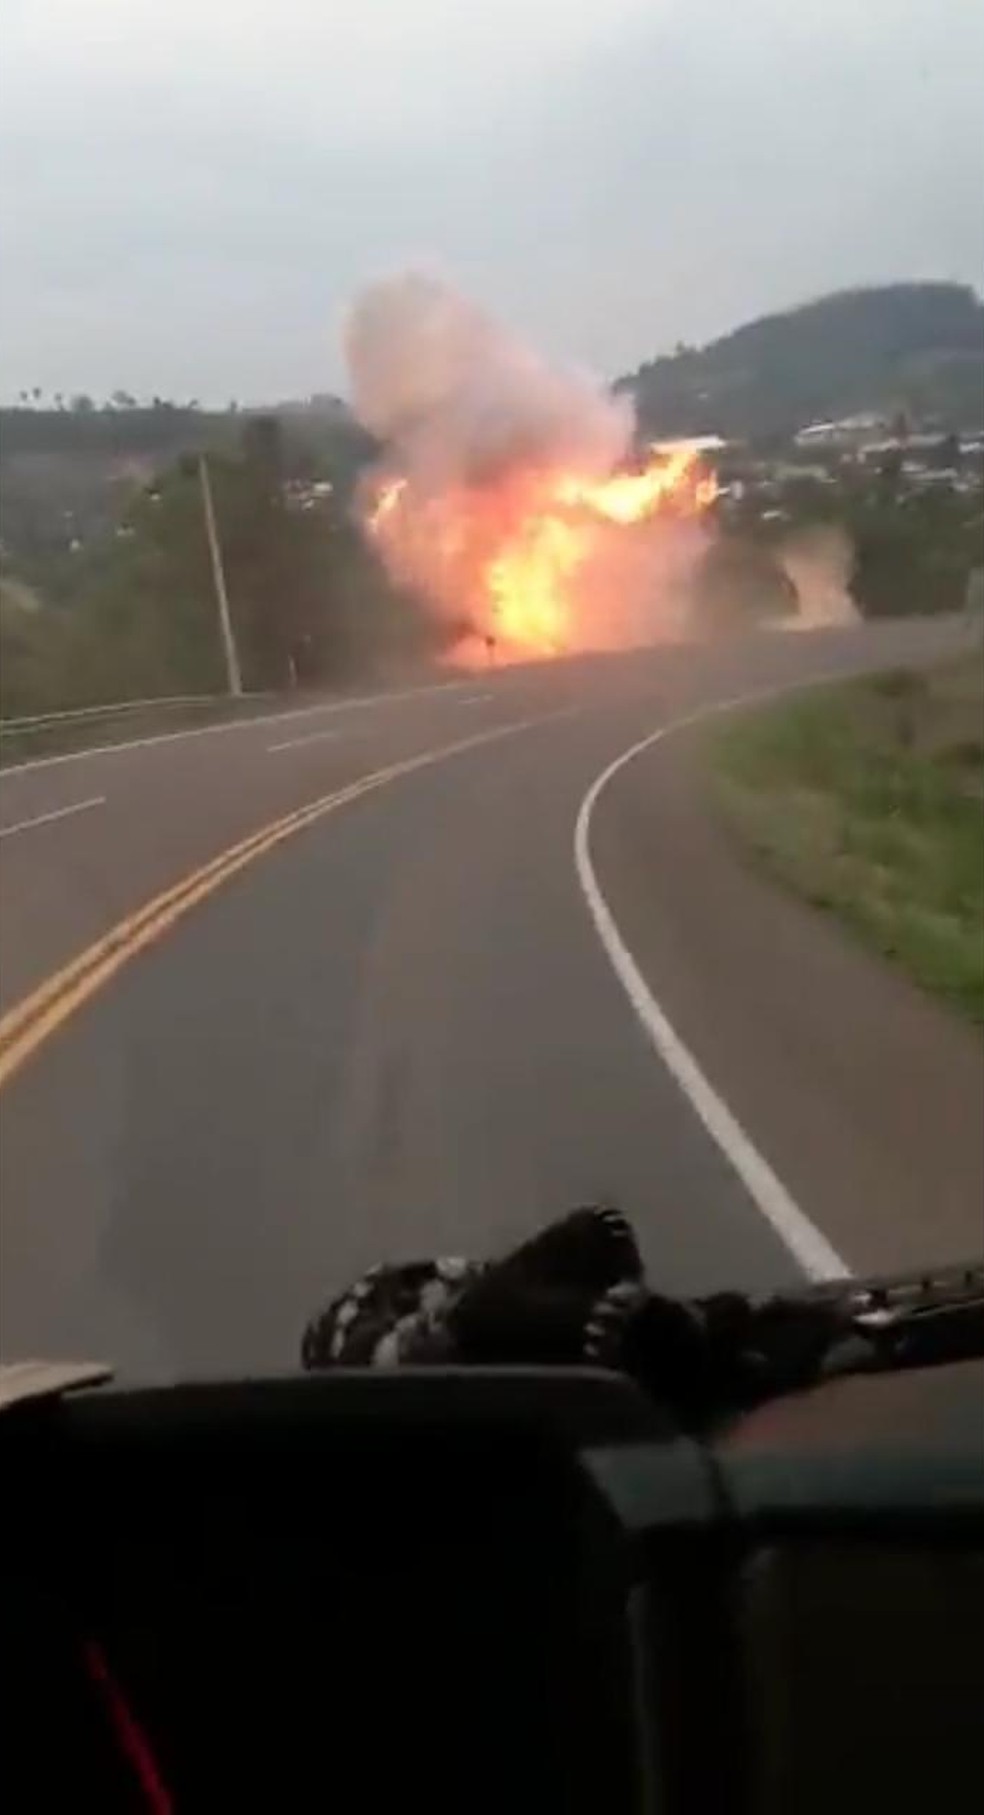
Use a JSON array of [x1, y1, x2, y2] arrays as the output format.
[[618, 283, 984, 442], [0, 398, 375, 583]]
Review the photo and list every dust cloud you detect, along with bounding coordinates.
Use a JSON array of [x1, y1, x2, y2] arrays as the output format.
[[776, 523, 860, 630]]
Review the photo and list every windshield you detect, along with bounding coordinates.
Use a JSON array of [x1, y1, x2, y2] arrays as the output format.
[[1, 2, 982, 1380]]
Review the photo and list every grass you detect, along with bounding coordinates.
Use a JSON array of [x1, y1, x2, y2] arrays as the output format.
[[707, 653, 984, 1024]]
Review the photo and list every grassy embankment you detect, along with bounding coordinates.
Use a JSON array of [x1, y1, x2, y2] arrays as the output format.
[[708, 654, 984, 1023]]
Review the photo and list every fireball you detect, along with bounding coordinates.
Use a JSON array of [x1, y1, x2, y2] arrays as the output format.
[[362, 442, 716, 663]]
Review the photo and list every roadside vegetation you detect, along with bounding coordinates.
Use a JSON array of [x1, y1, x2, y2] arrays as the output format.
[[708, 654, 984, 1023], [0, 412, 438, 722]]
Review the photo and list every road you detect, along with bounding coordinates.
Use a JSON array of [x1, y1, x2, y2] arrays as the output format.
[[1, 618, 980, 1379]]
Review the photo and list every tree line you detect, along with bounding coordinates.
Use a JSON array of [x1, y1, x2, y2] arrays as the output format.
[[0, 416, 434, 718]]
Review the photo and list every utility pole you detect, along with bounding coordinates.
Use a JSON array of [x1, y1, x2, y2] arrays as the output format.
[[198, 453, 243, 696]]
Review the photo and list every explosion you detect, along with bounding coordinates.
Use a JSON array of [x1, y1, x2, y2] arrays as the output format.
[[346, 275, 717, 664]]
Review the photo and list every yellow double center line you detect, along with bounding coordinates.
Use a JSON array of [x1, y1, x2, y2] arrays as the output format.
[[0, 710, 569, 1091]]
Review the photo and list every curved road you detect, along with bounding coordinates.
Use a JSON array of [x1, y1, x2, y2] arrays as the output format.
[[1, 619, 980, 1378]]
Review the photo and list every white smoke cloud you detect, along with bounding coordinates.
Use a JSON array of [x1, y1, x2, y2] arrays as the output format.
[[345, 271, 634, 489]]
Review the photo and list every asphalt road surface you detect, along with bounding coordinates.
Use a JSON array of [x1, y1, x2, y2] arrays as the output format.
[[1, 618, 980, 1379]]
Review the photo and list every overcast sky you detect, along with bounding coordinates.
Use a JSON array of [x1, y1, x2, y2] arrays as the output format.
[[1, 0, 981, 404]]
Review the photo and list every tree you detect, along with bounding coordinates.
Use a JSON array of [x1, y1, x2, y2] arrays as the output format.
[[0, 581, 69, 716], [848, 490, 978, 617], [222, 416, 308, 688], [0, 397, 434, 712]]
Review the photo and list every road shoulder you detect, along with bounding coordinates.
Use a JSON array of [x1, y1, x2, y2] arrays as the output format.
[[588, 717, 984, 1274]]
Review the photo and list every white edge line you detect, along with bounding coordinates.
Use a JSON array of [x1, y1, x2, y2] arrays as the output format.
[[0, 795, 106, 840], [574, 680, 852, 1283], [0, 677, 476, 779]]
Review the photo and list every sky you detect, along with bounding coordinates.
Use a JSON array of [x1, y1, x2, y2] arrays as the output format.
[[1, 0, 982, 404]]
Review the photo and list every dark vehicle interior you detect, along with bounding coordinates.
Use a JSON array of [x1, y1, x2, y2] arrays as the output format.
[[2, 1332, 982, 1813]]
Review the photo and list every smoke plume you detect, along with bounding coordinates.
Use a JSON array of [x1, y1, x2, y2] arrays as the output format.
[[346, 272, 632, 487]]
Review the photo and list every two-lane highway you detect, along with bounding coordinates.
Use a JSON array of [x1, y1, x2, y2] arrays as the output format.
[[1, 618, 980, 1378], [0, 671, 570, 1008]]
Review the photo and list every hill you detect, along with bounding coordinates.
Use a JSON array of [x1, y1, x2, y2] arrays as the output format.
[[618, 283, 984, 442], [0, 398, 375, 583]]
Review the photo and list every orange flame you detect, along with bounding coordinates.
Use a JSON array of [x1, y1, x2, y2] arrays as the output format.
[[488, 513, 585, 654], [363, 443, 716, 661], [367, 475, 407, 529], [557, 444, 702, 524]]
